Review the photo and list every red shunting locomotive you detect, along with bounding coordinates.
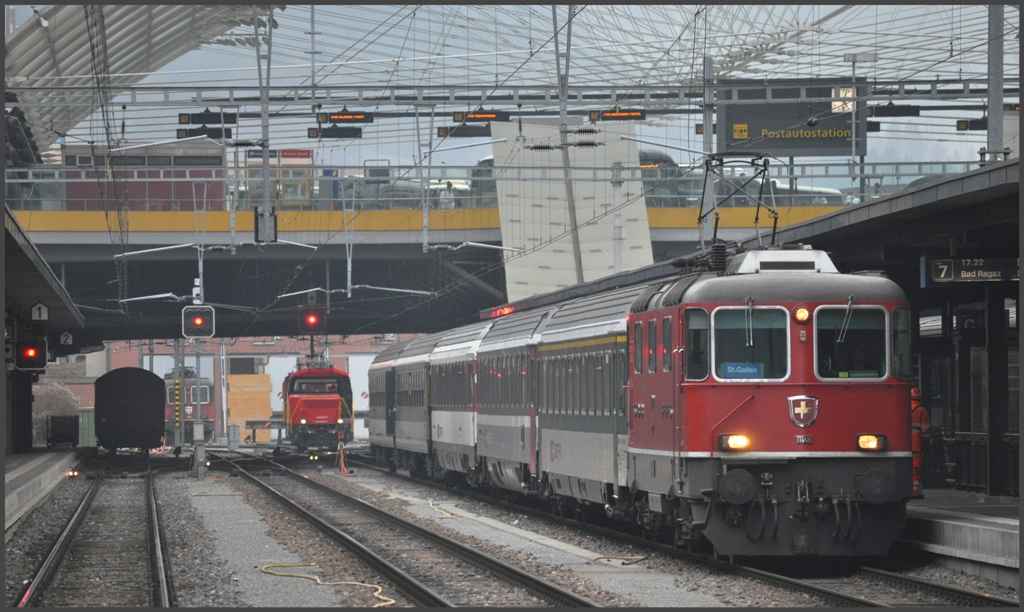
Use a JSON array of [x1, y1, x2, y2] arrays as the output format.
[[283, 359, 354, 451]]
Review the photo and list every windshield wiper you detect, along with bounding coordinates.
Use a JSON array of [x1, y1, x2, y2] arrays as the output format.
[[745, 297, 754, 347], [837, 296, 856, 343]]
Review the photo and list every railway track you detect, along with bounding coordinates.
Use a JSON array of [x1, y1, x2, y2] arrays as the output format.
[[218, 455, 598, 607], [346, 453, 1018, 608], [17, 460, 173, 608]]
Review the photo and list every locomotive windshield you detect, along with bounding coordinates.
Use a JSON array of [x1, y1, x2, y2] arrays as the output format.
[[290, 377, 351, 395], [815, 307, 887, 379], [712, 307, 789, 380]]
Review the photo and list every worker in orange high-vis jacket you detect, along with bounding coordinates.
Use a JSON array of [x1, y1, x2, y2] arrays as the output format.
[[910, 387, 931, 499]]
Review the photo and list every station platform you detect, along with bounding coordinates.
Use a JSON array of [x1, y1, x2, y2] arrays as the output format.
[[899, 488, 1019, 590], [5, 449, 85, 533]]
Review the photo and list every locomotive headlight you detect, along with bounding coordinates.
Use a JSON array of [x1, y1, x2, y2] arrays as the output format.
[[300, 418, 307, 424], [857, 434, 888, 451], [793, 305, 810, 324], [337, 418, 344, 424], [66, 470, 79, 478], [719, 434, 750, 451]]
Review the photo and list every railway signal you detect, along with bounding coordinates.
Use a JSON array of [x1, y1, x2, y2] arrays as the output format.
[[182, 305, 215, 338], [15, 338, 47, 370], [298, 308, 326, 334]]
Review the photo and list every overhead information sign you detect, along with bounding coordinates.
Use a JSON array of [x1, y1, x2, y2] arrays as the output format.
[[930, 258, 1019, 283], [179, 111, 237, 125], [309, 126, 363, 139], [177, 127, 231, 139], [247, 149, 312, 159], [868, 104, 919, 117], [317, 111, 374, 124], [716, 78, 867, 157], [956, 118, 987, 131], [589, 109, 646, 121], [454, 110, 510, 122], [439, 124, 492, 138]]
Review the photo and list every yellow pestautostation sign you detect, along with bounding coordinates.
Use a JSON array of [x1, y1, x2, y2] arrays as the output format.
[[733, 124, 748, 139]]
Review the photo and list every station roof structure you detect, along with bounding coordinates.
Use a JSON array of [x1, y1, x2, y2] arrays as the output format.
[[4, 5, 1019, 152], [4, 5, 274, 151]]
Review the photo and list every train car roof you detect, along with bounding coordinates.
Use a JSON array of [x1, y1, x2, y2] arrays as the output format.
[[680, 269, 907, 304], [289, 367, 350, 378], [430, 320, 494, 363], [392, 332, 443, 367], [369, 337, 414, 369], [539, 283, 654, 345], [478, 305, 556, 353], [638, 149, 677, 165]]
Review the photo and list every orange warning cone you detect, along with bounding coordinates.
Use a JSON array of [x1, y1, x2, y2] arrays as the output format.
[[339, 446, 357, 477]]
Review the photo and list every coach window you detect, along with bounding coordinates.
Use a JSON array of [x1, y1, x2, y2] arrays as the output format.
[[815, 306, 887, 380], [566, 355, 573, 415], [713, 307, 788, 380], [685, 309, 710, 380], [575, 355, 583, 415], [662, 317, 673, 372], [573, 354, 581, 417], [648, 319, 658, 373], [634, 321, 643, 374], [540, 359, 548, 414], [584, 355, 593, 415]]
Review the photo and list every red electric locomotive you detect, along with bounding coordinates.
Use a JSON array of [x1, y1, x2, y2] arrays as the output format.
[[624, 245, 912, 557], [283, 359, 355, 451], [163, 367, 215, 445]]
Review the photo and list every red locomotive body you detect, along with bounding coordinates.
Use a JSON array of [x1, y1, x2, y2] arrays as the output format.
[[623, 250, 913, 556], [283, 366, 354, 450], [163, 368, 215, 445]]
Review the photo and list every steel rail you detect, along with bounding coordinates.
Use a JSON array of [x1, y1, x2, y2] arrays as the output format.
[[147, 470, 175, 607], [858, 566, 1019, 607], [222, 455, 599, 607], [352, 454, 1019, 608], [17, 474, 102, 607], [219, 457, 452, 607], [342, 456, 890, 607]]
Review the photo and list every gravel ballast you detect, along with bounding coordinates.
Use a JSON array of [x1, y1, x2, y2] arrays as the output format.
[[6, 455, 1019, 607]]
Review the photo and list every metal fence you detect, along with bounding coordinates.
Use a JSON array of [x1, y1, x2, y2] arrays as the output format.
[[1003, 433, 1019, 497], [5, 159, 981, 213], [954, 431, 989, 492]]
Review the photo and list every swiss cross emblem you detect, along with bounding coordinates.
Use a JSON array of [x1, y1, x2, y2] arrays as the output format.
[[788, 396, 818, 428]]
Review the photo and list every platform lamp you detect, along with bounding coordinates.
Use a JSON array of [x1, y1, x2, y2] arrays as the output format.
[[844, 52, 878, 203]]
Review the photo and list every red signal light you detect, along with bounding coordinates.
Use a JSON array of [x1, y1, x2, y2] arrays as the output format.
[[298, 309, 326, 333], [182, 305, 215, 338], [15, 339, 47, 370]]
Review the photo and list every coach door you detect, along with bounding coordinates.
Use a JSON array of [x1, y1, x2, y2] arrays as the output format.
[[629, 313, 679, 491], [384, 369, 396, 437]]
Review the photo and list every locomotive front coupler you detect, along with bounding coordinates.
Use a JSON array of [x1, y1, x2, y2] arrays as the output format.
[[604, 502, 627, 519], [789, 479, 812, 522]]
